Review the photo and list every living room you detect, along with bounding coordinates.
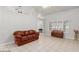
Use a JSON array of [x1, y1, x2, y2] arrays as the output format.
[[0, 6, 79, 52]]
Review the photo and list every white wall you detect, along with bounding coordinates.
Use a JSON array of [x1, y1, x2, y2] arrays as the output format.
[[37, 20, 43, 29], [44, 8, 79, 39], [0, 7, 38, 45]]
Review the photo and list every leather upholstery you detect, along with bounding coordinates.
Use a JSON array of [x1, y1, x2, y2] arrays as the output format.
[[13, 30, 39, 46], [51, 30, 64, 38]]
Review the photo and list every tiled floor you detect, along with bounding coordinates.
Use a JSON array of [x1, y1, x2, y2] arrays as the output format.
[[0, 34, 79, 52]]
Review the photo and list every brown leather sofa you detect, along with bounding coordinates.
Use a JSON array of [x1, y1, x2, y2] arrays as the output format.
[[51, 30, 64, 38], [13, 30, 39, 46]]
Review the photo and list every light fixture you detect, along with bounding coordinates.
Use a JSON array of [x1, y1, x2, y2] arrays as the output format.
[[37, 14, 44, 20], [15, 6, 23, 14], [42, 6, 49, 8]]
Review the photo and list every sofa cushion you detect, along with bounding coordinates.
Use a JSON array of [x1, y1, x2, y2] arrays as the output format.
[[14, 34, 22, 38], [27, 35, 33, 40], [13, 31, 25, 36], [24, 31, 29, 35], [28, 30, 36, 34], [22, 36, 28, 40]]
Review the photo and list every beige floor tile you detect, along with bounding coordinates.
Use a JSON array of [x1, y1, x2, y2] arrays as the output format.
[[0, 34, 79, 52]]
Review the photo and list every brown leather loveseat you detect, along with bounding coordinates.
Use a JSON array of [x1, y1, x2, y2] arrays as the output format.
[[51, 30, 64, 38], [13, 30, 39, 46]]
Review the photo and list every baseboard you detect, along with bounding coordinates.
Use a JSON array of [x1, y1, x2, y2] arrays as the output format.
[[0, 41, 14, 46], [64, 37, 74, 40]]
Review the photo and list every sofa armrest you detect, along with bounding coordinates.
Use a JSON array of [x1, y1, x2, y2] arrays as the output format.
[[14, 35, 22, 38], [36, 32, 40, 36]]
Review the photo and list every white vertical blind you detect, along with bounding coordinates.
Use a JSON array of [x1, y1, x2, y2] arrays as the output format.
[[49, 21, 65, 31]]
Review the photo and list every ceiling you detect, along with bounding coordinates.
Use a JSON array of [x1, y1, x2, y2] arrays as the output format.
[[6, 6, 79, 16], [33, 6, 79, 16]]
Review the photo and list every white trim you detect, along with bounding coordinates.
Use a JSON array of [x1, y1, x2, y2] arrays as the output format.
[[64, 37, 74, 40], [0, 41, 14, 46]]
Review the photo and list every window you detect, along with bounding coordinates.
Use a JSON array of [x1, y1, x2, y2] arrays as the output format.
[[49, 21, 65, 31]]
